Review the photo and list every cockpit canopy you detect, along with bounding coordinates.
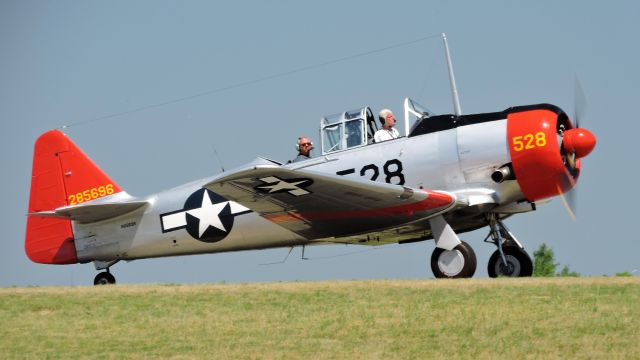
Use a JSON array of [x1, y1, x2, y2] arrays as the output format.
[[319, 98, 436, 155], [320, 107, 378, 155]]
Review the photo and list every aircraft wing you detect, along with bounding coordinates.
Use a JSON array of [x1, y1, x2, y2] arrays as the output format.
[[204, 165, 458, 239]]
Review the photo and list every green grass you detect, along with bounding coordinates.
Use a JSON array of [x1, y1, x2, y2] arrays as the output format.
[[1, 277, 639, 359]]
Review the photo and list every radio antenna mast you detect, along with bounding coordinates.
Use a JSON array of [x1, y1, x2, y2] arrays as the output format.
[[442, 33, 462, 116]]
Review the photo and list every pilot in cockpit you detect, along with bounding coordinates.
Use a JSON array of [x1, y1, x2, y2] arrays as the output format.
[[291, 136, 314, 162], [374, 109, 400, 142]]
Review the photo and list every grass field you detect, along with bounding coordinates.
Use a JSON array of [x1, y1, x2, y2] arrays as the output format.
[[1, 277, 638, 359]]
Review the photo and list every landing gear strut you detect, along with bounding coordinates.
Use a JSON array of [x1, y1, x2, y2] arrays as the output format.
[[484, 214, 533, 278]]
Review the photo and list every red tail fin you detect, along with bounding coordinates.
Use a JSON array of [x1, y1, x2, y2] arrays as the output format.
[[26, 130, 123, 264]]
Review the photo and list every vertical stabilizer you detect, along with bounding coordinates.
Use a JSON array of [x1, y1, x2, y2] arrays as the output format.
[[25, 130, 123, 264]]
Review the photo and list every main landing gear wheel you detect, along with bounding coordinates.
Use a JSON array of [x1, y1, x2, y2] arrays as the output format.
[[431, 241, 477, 278], [487, 246, 533, 278], [94, 271, 116, 285]]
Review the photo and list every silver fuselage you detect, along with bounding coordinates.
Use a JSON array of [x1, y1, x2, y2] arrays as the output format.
[[74, 119, 519, 263]]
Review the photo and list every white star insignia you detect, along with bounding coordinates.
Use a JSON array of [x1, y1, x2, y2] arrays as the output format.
[[186, 191, 228, 237]]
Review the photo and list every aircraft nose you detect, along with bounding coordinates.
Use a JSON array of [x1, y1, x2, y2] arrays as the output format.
[[562, 128, 596, 158]]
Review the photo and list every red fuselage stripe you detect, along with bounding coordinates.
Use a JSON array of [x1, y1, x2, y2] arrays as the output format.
[[264, 191, 453, 223]]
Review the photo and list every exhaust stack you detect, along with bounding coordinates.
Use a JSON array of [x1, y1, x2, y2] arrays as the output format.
[[491, 164, 515, 184]]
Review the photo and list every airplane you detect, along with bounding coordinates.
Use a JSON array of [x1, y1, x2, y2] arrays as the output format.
[[24, 34, 597, 285]]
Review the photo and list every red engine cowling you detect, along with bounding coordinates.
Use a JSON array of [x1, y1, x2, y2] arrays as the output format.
[[506, 105, 595, 202]]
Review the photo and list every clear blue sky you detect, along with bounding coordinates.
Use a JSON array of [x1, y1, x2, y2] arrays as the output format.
[[1, 1, 638, 286]]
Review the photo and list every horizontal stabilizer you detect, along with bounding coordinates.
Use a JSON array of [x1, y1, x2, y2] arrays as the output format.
[[30, 198, 148, 224]]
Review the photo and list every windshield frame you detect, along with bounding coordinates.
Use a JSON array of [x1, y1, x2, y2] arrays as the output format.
[[403, 97, 436, 136]]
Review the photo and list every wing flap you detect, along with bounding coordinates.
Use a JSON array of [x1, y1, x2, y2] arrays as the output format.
[[204, 165, 457, 239]]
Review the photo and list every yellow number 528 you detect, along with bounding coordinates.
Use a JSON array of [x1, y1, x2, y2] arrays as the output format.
[[512, 132, 546, 152]]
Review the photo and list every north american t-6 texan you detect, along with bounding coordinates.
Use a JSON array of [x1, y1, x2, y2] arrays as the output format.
[[25, 35, 597, 285]]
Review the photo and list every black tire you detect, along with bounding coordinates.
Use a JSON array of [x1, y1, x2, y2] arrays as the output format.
[[94, 271, 116, 285], [430, 241, 477, 278], [487, 246, 533, 278]]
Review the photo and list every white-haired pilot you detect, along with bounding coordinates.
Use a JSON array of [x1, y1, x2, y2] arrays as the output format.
[[374, 109, 400, 142]]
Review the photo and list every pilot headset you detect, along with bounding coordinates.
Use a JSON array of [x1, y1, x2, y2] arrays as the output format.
[[296, 137, 314, 151]]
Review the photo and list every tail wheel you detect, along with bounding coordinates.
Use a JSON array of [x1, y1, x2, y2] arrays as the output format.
[[94, 271, 116, 285], [487, 246, 533, 278], [431, 241, 477, 278]]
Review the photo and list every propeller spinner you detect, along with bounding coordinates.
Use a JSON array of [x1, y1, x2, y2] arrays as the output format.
[[562, 127, 596, 160]]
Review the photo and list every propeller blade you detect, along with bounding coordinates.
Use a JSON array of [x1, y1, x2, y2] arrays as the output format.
[[574, 74, 587, 128], [557, 74, 589, 221], [557, 184, 577, 222]]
